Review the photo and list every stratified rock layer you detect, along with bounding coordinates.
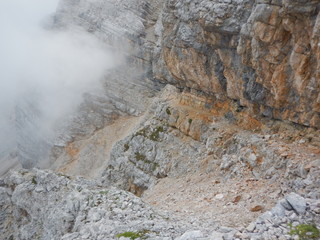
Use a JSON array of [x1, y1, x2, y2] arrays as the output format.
[[154, 0, 320, 128]]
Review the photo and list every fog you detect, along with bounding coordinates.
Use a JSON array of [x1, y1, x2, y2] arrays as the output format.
[[0, 0, 118, 173]]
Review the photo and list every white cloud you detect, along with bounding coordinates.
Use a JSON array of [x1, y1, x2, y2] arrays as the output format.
[[0, 0, 118, 169]]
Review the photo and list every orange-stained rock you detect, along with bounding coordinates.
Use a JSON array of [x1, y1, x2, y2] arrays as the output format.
[[155, 0, 320, 128], [163, 47, 223, 95], [65, 143, 80, 158]]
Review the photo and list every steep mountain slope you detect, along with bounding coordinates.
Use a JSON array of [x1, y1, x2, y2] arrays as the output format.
[[1, 0, 320, 240]]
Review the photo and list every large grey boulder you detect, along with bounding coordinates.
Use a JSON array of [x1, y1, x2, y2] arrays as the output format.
[[285, 192, 307, 215]]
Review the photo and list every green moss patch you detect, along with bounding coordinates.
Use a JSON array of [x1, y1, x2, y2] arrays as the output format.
[[289, 223, 320, 240], [134, 126, 164, 142], [116, 230, 149, 239]]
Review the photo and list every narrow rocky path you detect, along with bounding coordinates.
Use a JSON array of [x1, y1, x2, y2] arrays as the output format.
[[143, 165, 281, 229]]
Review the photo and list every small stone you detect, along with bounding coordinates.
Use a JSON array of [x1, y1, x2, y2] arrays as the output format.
[[210, 231, 224, 240], [255, 223, 268, 232], [292, 221, 300, 227], [264, 135, 271, 140], [250, 205, 264, 212], [249, 233, 265, 240], [234, 231, 242, 238], [246, 222, 256, 232], [236, 232, 250, 239], [313, 208, 320, 214], [246, 153, 258, 168], [265, 221, 273, 228], [175, 230, 204, 240], [257, 211, 273, 223], [307, 159, 320, 169], [252, 170, 261, 179], [265, 167, 276, 178], [289, 212, 298, 220], [219, 227, 235, 233], [233, 195, 242, 204], [220, 155, 235, 170], [215, 194, 224, 200], [34, 186, 45, 192], [271, 203, 286, 216]]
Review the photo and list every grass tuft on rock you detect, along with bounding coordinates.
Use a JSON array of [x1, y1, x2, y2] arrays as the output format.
[[116, 230, 149, 239], [289, 223, 320, 240], [31, 176, 37, 185], [150, 126, 164, 141]]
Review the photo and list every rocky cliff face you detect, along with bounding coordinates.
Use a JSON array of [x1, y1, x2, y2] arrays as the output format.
[[154, 0, 320, 128]]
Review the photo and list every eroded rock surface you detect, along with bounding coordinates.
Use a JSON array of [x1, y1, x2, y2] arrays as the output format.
[[154, 0, 320, 128], [0, 169, 188, 240]]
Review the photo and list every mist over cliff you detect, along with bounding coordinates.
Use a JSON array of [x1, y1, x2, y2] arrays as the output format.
[[0, 1, 320, 240], [0, 0, 118, 173]]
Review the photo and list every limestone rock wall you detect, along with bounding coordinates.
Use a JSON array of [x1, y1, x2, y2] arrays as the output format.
[[154, 0, 320, 128]]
